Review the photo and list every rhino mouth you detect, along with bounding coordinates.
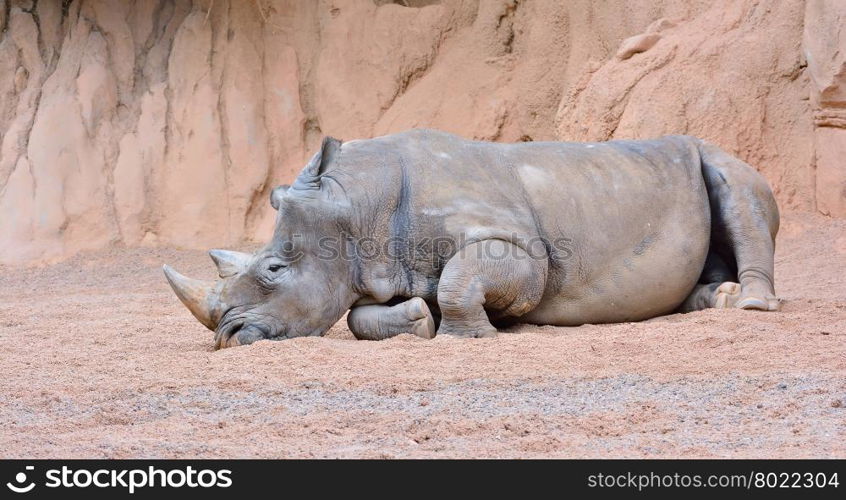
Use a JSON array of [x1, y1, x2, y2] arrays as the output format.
[[215, 315, 280, 349]]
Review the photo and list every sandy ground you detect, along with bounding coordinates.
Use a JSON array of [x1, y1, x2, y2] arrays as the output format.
[[1, 211, 844, 458]]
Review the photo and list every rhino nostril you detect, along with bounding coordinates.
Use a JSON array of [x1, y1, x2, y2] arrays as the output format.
[[215, 320, 270, 349], [214, 320, 243, 350]]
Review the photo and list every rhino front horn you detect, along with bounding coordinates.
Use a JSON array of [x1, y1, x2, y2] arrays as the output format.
[[162, 265, 218, 330], [209, 249, 251, 278]]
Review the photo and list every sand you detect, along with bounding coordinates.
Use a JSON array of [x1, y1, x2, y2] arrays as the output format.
[[0, 211, 844, 458]]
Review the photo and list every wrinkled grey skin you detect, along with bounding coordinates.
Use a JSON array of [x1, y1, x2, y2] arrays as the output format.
[[164, 129, 779, 349]]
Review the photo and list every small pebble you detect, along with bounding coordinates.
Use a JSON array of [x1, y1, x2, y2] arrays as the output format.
[[777, 383, 788, 390]]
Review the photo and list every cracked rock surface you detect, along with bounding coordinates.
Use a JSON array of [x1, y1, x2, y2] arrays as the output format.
[[1, 0, 845, 265]]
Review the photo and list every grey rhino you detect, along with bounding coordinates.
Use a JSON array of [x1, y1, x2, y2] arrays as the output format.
[[164, 129, 779, 349]]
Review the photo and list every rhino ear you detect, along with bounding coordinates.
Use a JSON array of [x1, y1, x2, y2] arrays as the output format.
[[292, 136, 342, 191], [270, 184, 289, 210]]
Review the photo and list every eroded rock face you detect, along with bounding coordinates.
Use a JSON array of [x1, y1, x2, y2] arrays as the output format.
[[0, 0, 840, 264], [804, 0, 846, 217], [557, 1, 815, 211]]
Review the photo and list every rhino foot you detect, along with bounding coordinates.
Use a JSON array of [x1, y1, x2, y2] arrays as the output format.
[[713, 281, 741, 309], [406, 297, 437, 340], [436, 324, 498, 339], [713, 281, 779, 311], [347, 297, 436, 340]]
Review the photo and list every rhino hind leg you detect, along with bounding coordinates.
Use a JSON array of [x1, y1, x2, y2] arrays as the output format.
[[347, 297, 436, 340], [691, 141, 780, 312], [436, 240, 547, 338]]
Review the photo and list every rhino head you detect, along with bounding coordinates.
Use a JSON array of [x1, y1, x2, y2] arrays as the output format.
[[163, 137, 359, 349]]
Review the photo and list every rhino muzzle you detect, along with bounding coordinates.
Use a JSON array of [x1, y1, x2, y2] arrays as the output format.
[[214, 319, 276, 349]]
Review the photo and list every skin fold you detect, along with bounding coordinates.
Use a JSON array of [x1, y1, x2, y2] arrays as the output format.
[[164, 129, 779, 348]]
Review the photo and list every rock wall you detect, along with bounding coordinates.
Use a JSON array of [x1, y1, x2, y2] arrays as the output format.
[[0, 0, 842, 264], [804, 0, 846, 217]]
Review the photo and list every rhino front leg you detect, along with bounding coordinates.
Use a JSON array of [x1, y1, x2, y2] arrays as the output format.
[[347, 297, 436, 340], [437, 239, 547, 338]]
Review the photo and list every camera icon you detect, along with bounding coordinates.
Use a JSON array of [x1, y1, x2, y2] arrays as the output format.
[[6, 466, 35, 493]]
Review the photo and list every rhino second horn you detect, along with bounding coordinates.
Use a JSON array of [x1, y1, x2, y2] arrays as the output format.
[[209, 249, 251, 278], [162, 265, 218, 330]]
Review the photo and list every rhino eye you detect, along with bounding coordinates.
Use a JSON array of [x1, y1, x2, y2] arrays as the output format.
[[258, 260, 288, 289]]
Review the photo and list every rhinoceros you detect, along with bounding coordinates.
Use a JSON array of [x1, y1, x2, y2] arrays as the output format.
[[163, 129, 779, 349]]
